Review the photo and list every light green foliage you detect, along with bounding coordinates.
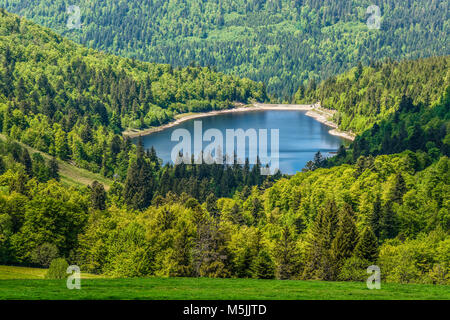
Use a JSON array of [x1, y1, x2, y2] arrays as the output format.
[[338, 256, 370, 282], [378, 228, 449, 284], [45, 258, 69, 279]]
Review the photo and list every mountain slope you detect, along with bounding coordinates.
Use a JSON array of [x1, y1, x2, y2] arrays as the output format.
[[296, 56, 450, 134], [0, 9, 266, 174], [1, 0, 448, 97]]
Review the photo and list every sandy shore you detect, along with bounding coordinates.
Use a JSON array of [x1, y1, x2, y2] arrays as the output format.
[[122, 103, 355, 141], [304, 108, 356, 141]]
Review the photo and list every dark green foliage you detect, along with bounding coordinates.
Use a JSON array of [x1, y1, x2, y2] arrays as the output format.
[[90, 181, 107, 211], [330, 204, 358, 278], [299, 57, 449, 134], [354, 228, 379, 263], [0, 7, 447, 286], [370, 196, 382, 240], [380, 202, 399, 241], [48, 157, 59, 181], [30, 243, 59, 267], [273, 225, 299, 280], [327, 84, 450, 169], [193, 222, 231, 278], [123, 139, 156, 210], [0, 10, 266, 176], [252, 250, 275, 279], [390, 173, 407, 204], [303, 200, 339, 280], [2, 1, 448, 97]]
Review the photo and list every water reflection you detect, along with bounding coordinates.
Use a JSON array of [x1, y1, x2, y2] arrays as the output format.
[[138, 110, 347, 175]]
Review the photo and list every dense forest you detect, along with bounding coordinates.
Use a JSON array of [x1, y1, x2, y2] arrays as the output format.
[[0, 9, 448, 285], [296, 56, 449, 134], [0, 9, 266, 174], [1, 129, 448, 283], [0, 0, 448, 97]]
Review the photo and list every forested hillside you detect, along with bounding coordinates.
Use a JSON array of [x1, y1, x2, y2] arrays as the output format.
[[1, 80, 448, 284], [1, 136, 448, 283], [0, 9, 266, 174], [0, 9, 448, 287], [1, 0, 448, 97], [296, 56, 450, 134]]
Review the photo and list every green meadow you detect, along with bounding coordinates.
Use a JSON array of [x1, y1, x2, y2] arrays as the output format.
[[0, 266, 448, 300]]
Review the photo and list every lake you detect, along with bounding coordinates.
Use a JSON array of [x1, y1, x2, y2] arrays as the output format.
[[139, 110, 347, 175]]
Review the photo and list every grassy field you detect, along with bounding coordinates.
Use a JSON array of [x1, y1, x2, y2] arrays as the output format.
[[0, 265, 103, 280], [0, 266, 448, 300]]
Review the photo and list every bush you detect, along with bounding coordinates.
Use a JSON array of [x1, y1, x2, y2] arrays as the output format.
[[338, 256, 370, 282], [424, 263, 449, 285], [31, 243, 59, 267], [45, 258, 69, 279]]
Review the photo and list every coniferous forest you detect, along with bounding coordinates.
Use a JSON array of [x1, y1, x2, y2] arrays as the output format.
[[0, 0, 448, 97], [0, 2, 448, 298]]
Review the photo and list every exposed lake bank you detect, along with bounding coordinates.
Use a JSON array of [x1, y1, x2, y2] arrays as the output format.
[[122, 103, 356, 141]]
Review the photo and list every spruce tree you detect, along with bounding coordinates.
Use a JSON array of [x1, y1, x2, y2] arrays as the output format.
[[303, 200, 339, 280], [123, 138, 155, 210], [251, 249, 275, 279], [313, 151, 324, 169], [354, 227, 379, 263], [370, 195, 382, 239], [380, 202, 399, 241], [20, 148, 32, 176], [390, 172, 407, 204], [330, 204, 358, 279], [274, 225, 298, 280], [48, 157, 59, 181], [90, 181, 107, 211], [206, 193, 219, 218]]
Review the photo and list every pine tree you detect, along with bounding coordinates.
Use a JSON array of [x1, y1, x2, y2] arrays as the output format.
[[370, 195, 382, 239], [170, 220, 194, 277], [390, 173, 407, 204], [123, 138, 155, 210], [313, 151, 324, 169], [274, 225, 298, 280], [20, 148, 32, 176], [193, 222, 231, 278], [354, 227, 379, 263], [90, 181, 107, 210], [303, 200, 339, 280], [337, 145, 347, 159], [148, 146, 160, 171], [251, 249, 275, 279], [48, 157, 59, 181], [330, 204, 358, 279], [206, 193, 219, 218], [380, 202, 399, 241]]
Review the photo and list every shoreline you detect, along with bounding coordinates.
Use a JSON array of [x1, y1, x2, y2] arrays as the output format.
[[304, 108, 356, 141], [122, 103, 355, 141]]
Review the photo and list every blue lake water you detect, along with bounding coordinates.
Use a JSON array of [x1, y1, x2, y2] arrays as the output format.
[[139, 110, 347, 175]]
